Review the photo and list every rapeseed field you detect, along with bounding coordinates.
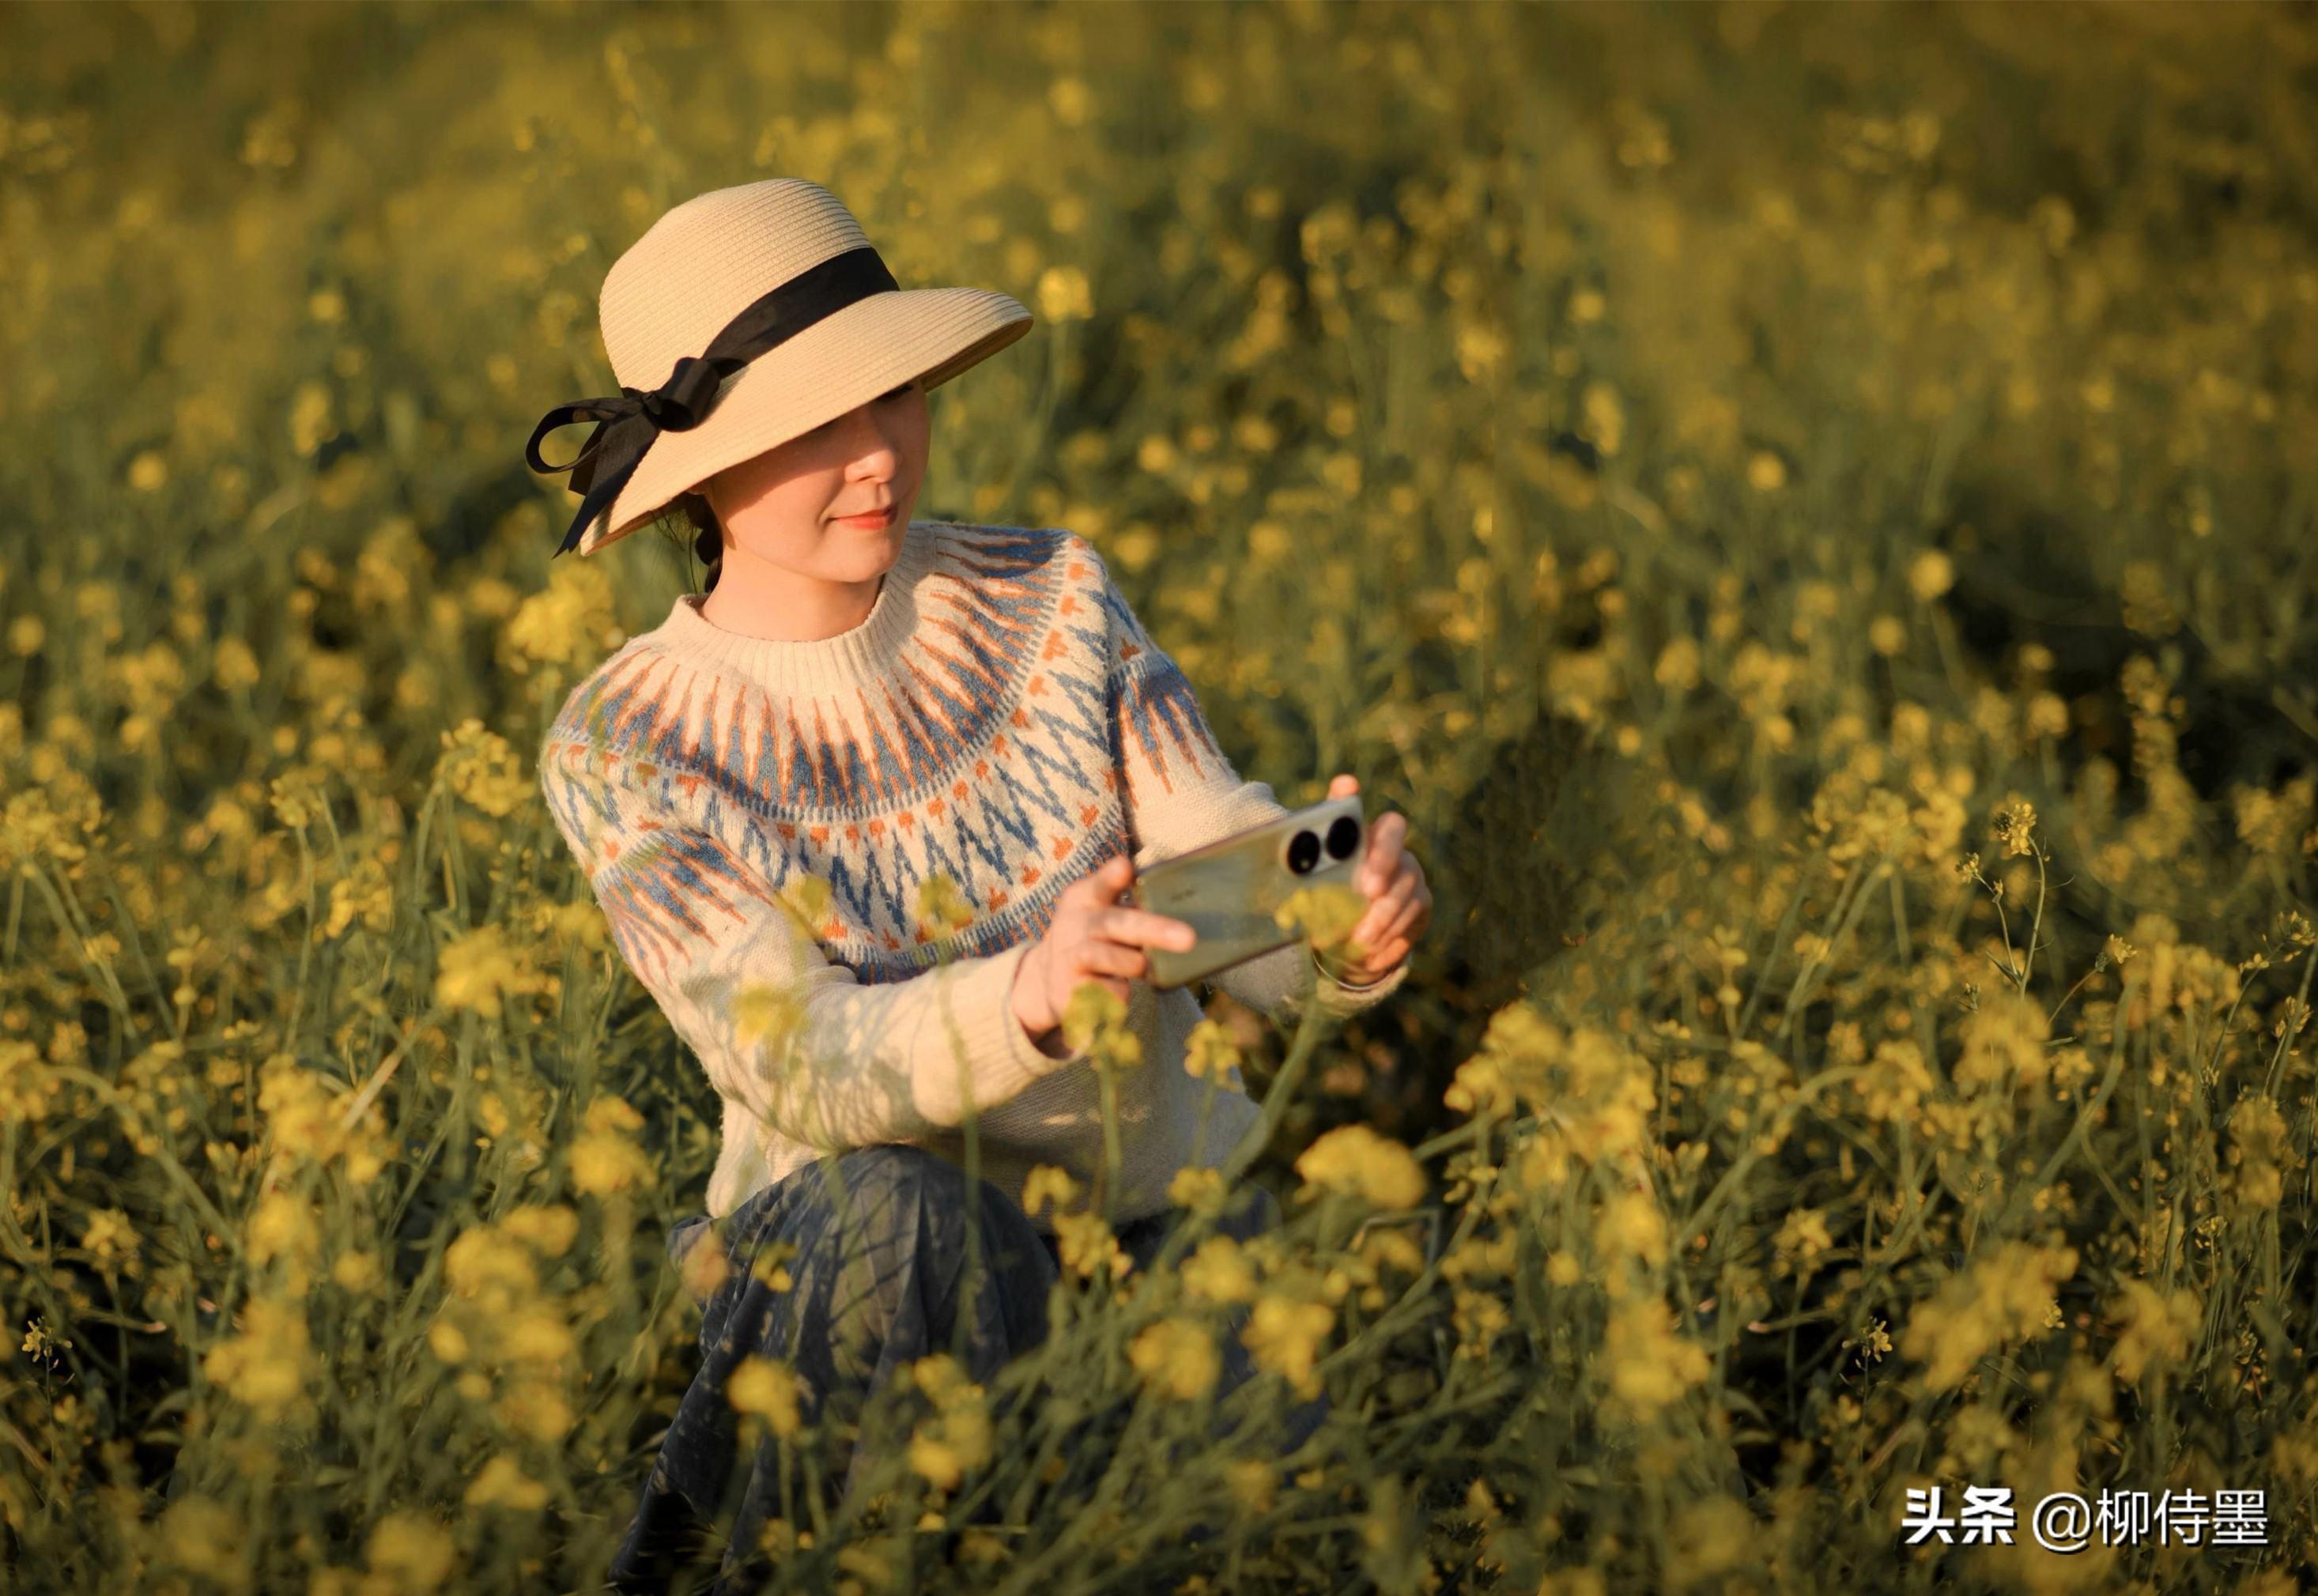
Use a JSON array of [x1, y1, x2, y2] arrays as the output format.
[[2, 3, 2312, 1592]]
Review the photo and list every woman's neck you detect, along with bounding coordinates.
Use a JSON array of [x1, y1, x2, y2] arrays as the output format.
[[700, 561, 887, 643]]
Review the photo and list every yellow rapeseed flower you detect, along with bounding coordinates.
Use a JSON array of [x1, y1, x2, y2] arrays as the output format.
[[500, 1204, 580, 1257], [1294, 1123, 1426, 1209], [1021, 1164, 1082, 1220], [493, 1378, 576, 1444], [1853, 1038, 1935, 1126], [913, 871, 974, 938], [2108, 1281, 2199, 1385], [159, 1496, 245, 1593], [246, 1190, 323, 1291], [1990, 797, 2039, 858], [1274, 881, 1366, 952], [464, 1454, 550, 1511], [1242, 1289, 1335, 1399], [364, 1509, 457, 1594], [201, 1295, 314, 1423], [1053, 1208, 1132, 1281], [1182, 1017, 1243, 1082], [2225, 1094, 2293, 1216], [287, 379, 334, 457], [1666, 1496, 1754, 1593], [906, 1353, 992, 1489], [1601, 1296, 1711, 1422], [331, 1249, 382, 1293], [751, 1238, 798, 1292], [501, 557, 624, 673], [1036, 264, 1093, 322], [1772, 1208, 1833, 1278], [444, 1226, 538, 1304], [579, 1092, 647, 1137], [734, 981, 807, 1051], [569, 1115, 654, 1197], [777, 872, 835, 938], [1062, 979, 1138, 1064], [728, 1355, 803, 1438], [1956, 989, 2051, 1092], [436, 719, 531, 817], [434, 924, 529, 1020], [1167, 1164, 1227, 1217], [1181, 1234, 1259, 1304], [500, 1308, 576, 1372], [1225, 1457, 1277, 1517], [0, 1039, 55, 1122], [1129, 1315, 1221, 1401], [1907, 549, 1954, 603], [1898, 1242, 2078, 1392], [81, 1207, 138, 1268], [324, 854, 394, 939], [1593, 1189, 1669, 1267]]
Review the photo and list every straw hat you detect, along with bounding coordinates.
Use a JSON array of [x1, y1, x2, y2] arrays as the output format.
[[524, 178, 1033, 558]]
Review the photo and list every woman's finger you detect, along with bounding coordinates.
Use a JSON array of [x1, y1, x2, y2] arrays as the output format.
[[1360, 815, 1407, 892], [1069, 940, 1146, 978], [1332, 941, 1406, 987], [1096, 906, 1197, 950], [1063, 964, 1131, 994], [1369, 896, 1425, 951], [1059, 960, 1134, 1003], [1357, 871, 1417, 942], [1070, 855, 1133, 906]]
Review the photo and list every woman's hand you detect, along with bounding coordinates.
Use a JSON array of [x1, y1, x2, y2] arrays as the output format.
[[1010, 853, 1197, 1057], [1321, 773, 1430, 986]]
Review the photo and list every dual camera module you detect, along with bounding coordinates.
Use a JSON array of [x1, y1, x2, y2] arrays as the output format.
[[1285, 814, 1363, 876]]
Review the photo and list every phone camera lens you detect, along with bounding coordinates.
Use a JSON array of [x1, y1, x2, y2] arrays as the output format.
[[1286, 829, 1321, 875], [1325, 816, 1361, 860]]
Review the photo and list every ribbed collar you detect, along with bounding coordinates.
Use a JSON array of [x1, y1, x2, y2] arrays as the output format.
[[649, 517, 940, 699]]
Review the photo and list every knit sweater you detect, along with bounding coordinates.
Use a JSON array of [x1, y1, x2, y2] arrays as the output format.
[[538, 518, 1409, 1233]]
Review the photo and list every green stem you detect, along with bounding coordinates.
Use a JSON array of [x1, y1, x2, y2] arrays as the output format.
[[1217, 963, 1335, 1190], [17, 863, 137, 1030], [1678, 1067, 1867, 1239]]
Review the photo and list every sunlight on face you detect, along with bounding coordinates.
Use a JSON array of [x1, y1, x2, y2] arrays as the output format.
[[704, 378, 928, 581]]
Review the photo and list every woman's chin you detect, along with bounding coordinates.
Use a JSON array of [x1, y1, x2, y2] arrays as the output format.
[[828, 515, 901, 553]]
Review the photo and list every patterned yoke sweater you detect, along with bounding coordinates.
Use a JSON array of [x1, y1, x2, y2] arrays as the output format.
[[538, 519, 1408, 1234]]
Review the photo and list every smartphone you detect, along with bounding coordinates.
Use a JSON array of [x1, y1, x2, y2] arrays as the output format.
[[1127, 794, 1367, 991]]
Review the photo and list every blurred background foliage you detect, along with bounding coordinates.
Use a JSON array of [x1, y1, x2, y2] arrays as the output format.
[[2, 1, 2315, 1591]]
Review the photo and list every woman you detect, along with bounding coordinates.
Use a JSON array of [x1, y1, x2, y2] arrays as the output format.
[[526, 179, 1433, 1592]]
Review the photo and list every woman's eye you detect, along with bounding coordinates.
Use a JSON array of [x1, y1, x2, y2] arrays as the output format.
[[810, 384, 910, 435]]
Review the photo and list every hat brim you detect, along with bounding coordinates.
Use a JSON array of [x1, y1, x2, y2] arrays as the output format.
[[576, 285, 1033, 557]]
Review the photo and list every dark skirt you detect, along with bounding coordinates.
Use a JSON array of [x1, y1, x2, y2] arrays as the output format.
[[605, 1145, 1325, 1595]]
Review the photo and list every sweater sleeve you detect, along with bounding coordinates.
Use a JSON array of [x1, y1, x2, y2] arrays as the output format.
[[540, 742, 1089, 1153], [1089, 549, 1411, 1024]]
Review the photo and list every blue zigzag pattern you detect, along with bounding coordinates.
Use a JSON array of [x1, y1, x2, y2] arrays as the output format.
[[542, 523, 1232, 990]]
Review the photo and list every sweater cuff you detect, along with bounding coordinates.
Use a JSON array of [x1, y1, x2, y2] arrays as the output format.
[[1309, 945, 1412, 1013], [945, 942, 1092, 1111]]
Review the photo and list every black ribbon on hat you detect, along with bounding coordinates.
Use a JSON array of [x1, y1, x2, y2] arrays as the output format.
[[524, 244, 900, 557]]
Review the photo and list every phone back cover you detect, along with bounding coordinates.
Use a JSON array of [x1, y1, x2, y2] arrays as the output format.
[[1132, 798, 1361, 990]]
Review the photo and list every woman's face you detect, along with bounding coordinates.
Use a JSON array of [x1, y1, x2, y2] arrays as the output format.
[[703, 377, 928, 579]]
